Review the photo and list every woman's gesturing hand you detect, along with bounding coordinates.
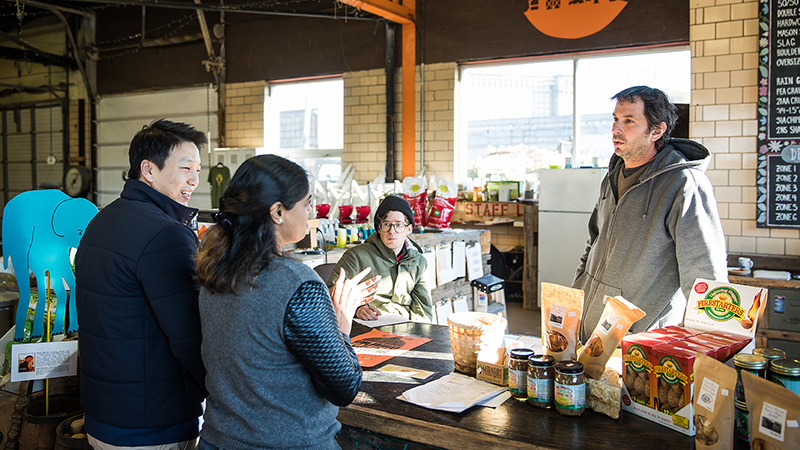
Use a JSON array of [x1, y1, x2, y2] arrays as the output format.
[[330, 267, 381, 334]]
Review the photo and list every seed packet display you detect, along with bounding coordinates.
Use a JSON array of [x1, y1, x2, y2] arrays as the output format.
[[540, 283, 583, 362], [578, 295, 645, 380], [692, 353, 737, 449], [742, 370, 800, 450]]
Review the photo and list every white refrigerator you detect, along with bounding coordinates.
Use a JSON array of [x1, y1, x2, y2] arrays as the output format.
[[537, 168, 607, 307]]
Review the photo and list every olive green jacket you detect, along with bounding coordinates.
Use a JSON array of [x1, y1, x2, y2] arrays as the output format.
[[326, 232, 433, 322]]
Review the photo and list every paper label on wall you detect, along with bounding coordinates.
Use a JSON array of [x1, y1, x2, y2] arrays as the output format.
[[465, 243, 483, 280], [452, 241, 466, 278], [436, 243, 456, 285], [422, 249, 437, 288], [11, 340, 78, 382]]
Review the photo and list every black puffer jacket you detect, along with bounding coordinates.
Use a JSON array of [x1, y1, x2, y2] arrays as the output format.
[[75, 179, 206, 441]]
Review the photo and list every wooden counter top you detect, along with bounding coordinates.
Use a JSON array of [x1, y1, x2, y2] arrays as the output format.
[[729, 275, 800, 289], [341, 322, 695, 450]]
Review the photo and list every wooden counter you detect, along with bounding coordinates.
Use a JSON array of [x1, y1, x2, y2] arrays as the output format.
[[729, 274, 800, 351], [340, 322, 695, 450]]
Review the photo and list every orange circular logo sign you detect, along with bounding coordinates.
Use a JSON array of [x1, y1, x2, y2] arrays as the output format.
[[524, 0, 628, 40]]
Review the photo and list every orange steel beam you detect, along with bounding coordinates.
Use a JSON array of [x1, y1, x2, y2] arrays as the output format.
[[338, 0, 413, 24], [401, 22, 415, 179], [340, 0, 416, 178]]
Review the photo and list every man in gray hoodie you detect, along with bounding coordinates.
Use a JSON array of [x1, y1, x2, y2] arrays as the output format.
[[573, 86, 728, 343]]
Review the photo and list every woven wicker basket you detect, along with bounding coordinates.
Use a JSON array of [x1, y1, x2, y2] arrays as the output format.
[[447, 312, 508, 375]]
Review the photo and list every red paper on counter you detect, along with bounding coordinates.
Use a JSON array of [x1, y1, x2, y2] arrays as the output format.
[[350, 329, 432, 368]]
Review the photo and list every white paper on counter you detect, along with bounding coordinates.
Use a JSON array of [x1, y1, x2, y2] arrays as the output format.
[[398, 373, 507, 413], [354, 313, 411, 328], [478, 390, 511, 408], [465, 243, 483, 281]]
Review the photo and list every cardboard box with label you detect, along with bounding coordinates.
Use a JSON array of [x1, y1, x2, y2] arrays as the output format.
[[620, 279, 767, 436]]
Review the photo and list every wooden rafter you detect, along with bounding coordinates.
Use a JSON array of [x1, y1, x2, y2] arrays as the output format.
[[338, 0, 414, 24]]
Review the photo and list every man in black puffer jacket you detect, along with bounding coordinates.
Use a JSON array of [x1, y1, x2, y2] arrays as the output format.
[[75, 119, 208, 450]]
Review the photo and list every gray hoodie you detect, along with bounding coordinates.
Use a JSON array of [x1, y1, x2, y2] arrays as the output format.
[[572, 138, 728, 342]]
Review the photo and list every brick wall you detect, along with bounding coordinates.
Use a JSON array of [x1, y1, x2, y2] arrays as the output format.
[[343, 63, 456, 183], [224, 80, 265, 149], [689, 0, 793, 256]]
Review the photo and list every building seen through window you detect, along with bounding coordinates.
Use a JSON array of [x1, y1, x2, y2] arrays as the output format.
[[457, 48, 690, 191]]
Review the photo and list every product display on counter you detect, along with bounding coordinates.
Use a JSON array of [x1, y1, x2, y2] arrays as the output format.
[[554, 360, 586, 416], [692, 353, 737, 449], [540, 283, 584, 362], [508, 348, 535, 400], [585, 367, 623, 419], [578, 295, 645, 380], [741, 370, 800, 449], [620, 279, 769, 437], [526, 354, 555, 409]]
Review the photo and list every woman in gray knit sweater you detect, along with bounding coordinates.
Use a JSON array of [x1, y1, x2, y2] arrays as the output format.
[[196, 155, 378, 450]]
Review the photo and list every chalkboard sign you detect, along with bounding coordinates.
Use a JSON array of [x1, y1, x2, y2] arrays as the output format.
[[757, 0, 800, 228]]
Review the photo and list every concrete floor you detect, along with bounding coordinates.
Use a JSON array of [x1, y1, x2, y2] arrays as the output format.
[[505, 300, 541, 337]]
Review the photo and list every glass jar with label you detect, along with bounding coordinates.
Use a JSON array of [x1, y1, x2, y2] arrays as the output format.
[[527, 354, 555, 409], [508, 348, 535, 400], [554, 360, 585, 416], [734, 398, 749, 443], [768, 358, 800, 398], [733, 354, 767, 403], [753, 347, 786, 362]]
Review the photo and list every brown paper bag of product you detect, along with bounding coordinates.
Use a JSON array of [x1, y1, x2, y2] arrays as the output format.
[[742, 370, 800, 450], [540, 282, 583, 362], [692, 353, 737, 449], [578, 295, 645, 380]]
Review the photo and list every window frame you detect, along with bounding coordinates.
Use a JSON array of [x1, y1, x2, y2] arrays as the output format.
[[455, 45, 691, 184], [263, 75, 344, 162]]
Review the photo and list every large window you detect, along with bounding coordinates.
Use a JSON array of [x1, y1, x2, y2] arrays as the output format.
[[265, 77, 343, 181], [457, 48, 690, 189]]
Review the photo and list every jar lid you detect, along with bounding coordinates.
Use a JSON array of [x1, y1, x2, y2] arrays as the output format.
[[770, 359, 800, 376], [753, 348, 786, 361], [734, 354, 768, 369], [528, 354, 555, 366], [734, 399, 748, 410], [555, 360, 584, 374], [510, 348, 535, 359]]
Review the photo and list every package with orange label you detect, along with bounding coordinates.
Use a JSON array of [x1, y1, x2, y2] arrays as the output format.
[[540, 282, 583, 362]]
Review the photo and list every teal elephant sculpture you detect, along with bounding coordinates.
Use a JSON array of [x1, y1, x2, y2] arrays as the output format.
[[2, 190, 98, 341]]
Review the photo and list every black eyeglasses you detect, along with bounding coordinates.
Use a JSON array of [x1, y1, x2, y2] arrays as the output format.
[[378, 222, 411, 232]]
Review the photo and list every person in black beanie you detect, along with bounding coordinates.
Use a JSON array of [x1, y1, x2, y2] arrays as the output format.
[[327, 195, 433, 322]]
